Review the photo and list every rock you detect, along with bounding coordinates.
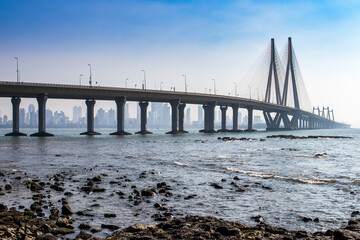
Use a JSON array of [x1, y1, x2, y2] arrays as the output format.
[[251, 215, 265, 224], [30, 181, 43, 191], [101, 224, 119, 231], [351, 211, 360, 217], [30, 202, 42, 212], [61, 204, 73, 215], [92, 176, 102, 182], [216, 226, 239, 236], [333, 229, 360, 240], [0, 204, 7, 212], [141, 188, 157, 197], [4, 184, 12, 191], [233, 176, 240, 180], [79, 223, 92, 230], [90, 227, 102, 233], [76, 230, 93, 239], [104, 213, 116, 218], [92, 188, 106, 193], [51, 227, 75, 235], [64, 191, 73, 196], [302, 217, 312, 222], [184, 194, 197, 200], [210, 183, 223, 189], [157, 182, 167, 188], [49, 208, 60, 220], [36, 233, 58, 240], [126, 223, 148, 232]]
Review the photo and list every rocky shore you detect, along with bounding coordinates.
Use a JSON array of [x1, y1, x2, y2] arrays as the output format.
[[2, 204, 360, 239]]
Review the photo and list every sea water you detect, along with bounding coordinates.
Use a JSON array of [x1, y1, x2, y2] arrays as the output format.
[[0, 128, 359, 237]]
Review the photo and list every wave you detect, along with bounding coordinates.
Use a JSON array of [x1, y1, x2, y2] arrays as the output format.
[[174, 161, 193, 168], [225, 167, 336, 185]]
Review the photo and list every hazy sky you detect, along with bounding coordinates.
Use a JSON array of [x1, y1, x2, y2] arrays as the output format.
[[1, 0, 360, 126]]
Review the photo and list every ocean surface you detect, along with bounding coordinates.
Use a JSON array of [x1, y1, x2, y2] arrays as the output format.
[[0, 128, 359, 237]]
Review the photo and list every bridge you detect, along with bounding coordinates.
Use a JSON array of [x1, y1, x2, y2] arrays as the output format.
[[0, 38, 350, 136]]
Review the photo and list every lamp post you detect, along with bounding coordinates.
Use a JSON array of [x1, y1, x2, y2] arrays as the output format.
[[160, 82, 163, 90], [141, 70, 146, 90], [125, 78, 129, 88], [88, 64, 92, 87], [15, 57, 19, 83], [233, 82, 237, 96], [183, 74, 187, 93], [79, 74, 83, 85], [212, 79, 216, 95]]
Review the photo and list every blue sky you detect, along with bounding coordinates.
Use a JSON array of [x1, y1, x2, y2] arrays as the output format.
[[1, 0, 360, 125]]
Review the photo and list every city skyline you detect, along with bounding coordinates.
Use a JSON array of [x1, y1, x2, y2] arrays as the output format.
[[0, 103, 265, 129]]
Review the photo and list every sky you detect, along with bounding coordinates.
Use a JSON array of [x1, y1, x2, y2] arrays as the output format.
[[0, 0, 360, 126]]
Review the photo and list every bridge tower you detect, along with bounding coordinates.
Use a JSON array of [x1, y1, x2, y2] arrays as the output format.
[[263, 38, 283, 130]]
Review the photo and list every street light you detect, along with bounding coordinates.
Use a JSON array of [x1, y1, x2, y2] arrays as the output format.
[[141, 70, 146, 90], [233, 82, 237, 97], [15, 57, 19, 83], [160, 82, 164, 90], [125, 78, 129, 88], [183, 74, 187, 93], [79, 74, 83, 85], [212, 79, 216, 95], [88, 64, 92, 87]]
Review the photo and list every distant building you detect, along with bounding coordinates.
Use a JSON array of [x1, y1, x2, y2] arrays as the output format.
[[73, 106, 82, 123], [254, 115, 261, 124], [186, 107, 191, 125], [19, 108, 25, 127], [198, 105, 203, 123], [107, 108, 116, 125]]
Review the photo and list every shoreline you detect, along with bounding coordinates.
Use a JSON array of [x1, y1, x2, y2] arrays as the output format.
[[1, 205, 360, 239]]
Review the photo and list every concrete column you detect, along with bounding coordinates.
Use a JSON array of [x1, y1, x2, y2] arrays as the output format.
[[135, 101, 152, 134], [167, 100, 180, 134], [245, 106, 256, 132], [178, 103, 188, 133], [200, 104, 208, 132], [30, 94, 54, 137], [218, 106, 228, 132], [110, 97, 131, 135], [80, 99, 100, 135], [231, 104, 242, 132], [5, 97, 26, 136]]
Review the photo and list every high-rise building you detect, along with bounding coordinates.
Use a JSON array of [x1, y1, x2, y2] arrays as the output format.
[[96, 108, 106, 126], [107, 108, 115, 125], [161, 103, 170, 126], [19, 108, 25, 127], [198, 105, 203, 123], [186, 107, 191, 125], [73, 106, 82, 123]]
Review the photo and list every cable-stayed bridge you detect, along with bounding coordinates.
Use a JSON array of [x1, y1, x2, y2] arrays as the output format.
[[0, 38, 349, 136]]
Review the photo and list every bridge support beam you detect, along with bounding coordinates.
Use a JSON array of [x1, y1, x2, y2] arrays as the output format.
[[166, 100, 180, 134], [245, 106, 256, 132], [80, 99, 101, 135], [282, 112, 300, 130], [218, 106, 228, 132], [178, 103, 188, 133], [200, 102, 217, 133], [231, 104, 243, 132], [110, 97, 131, 135], [5, 97, 27, 136], [30, 94, 54, 137], [135, 101, 152, 134]]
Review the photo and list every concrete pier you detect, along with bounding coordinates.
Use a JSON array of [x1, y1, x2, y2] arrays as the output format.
[[166, 100, 180, 134], [135, 101, 152, 134], [245, 106, 256, 132], [200, 102, 217, 133], [5, 97, 27, 136], [80, 99, 100, 135], [30, 94, 54, 137], [231, 104, 243, 132], [218, 106, 228, 132], [110, 97, 131, 135], [178, 103, 188, 133]]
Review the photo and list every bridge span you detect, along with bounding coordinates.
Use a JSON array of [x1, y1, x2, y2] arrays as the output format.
[[0, 81, 349, 137]]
